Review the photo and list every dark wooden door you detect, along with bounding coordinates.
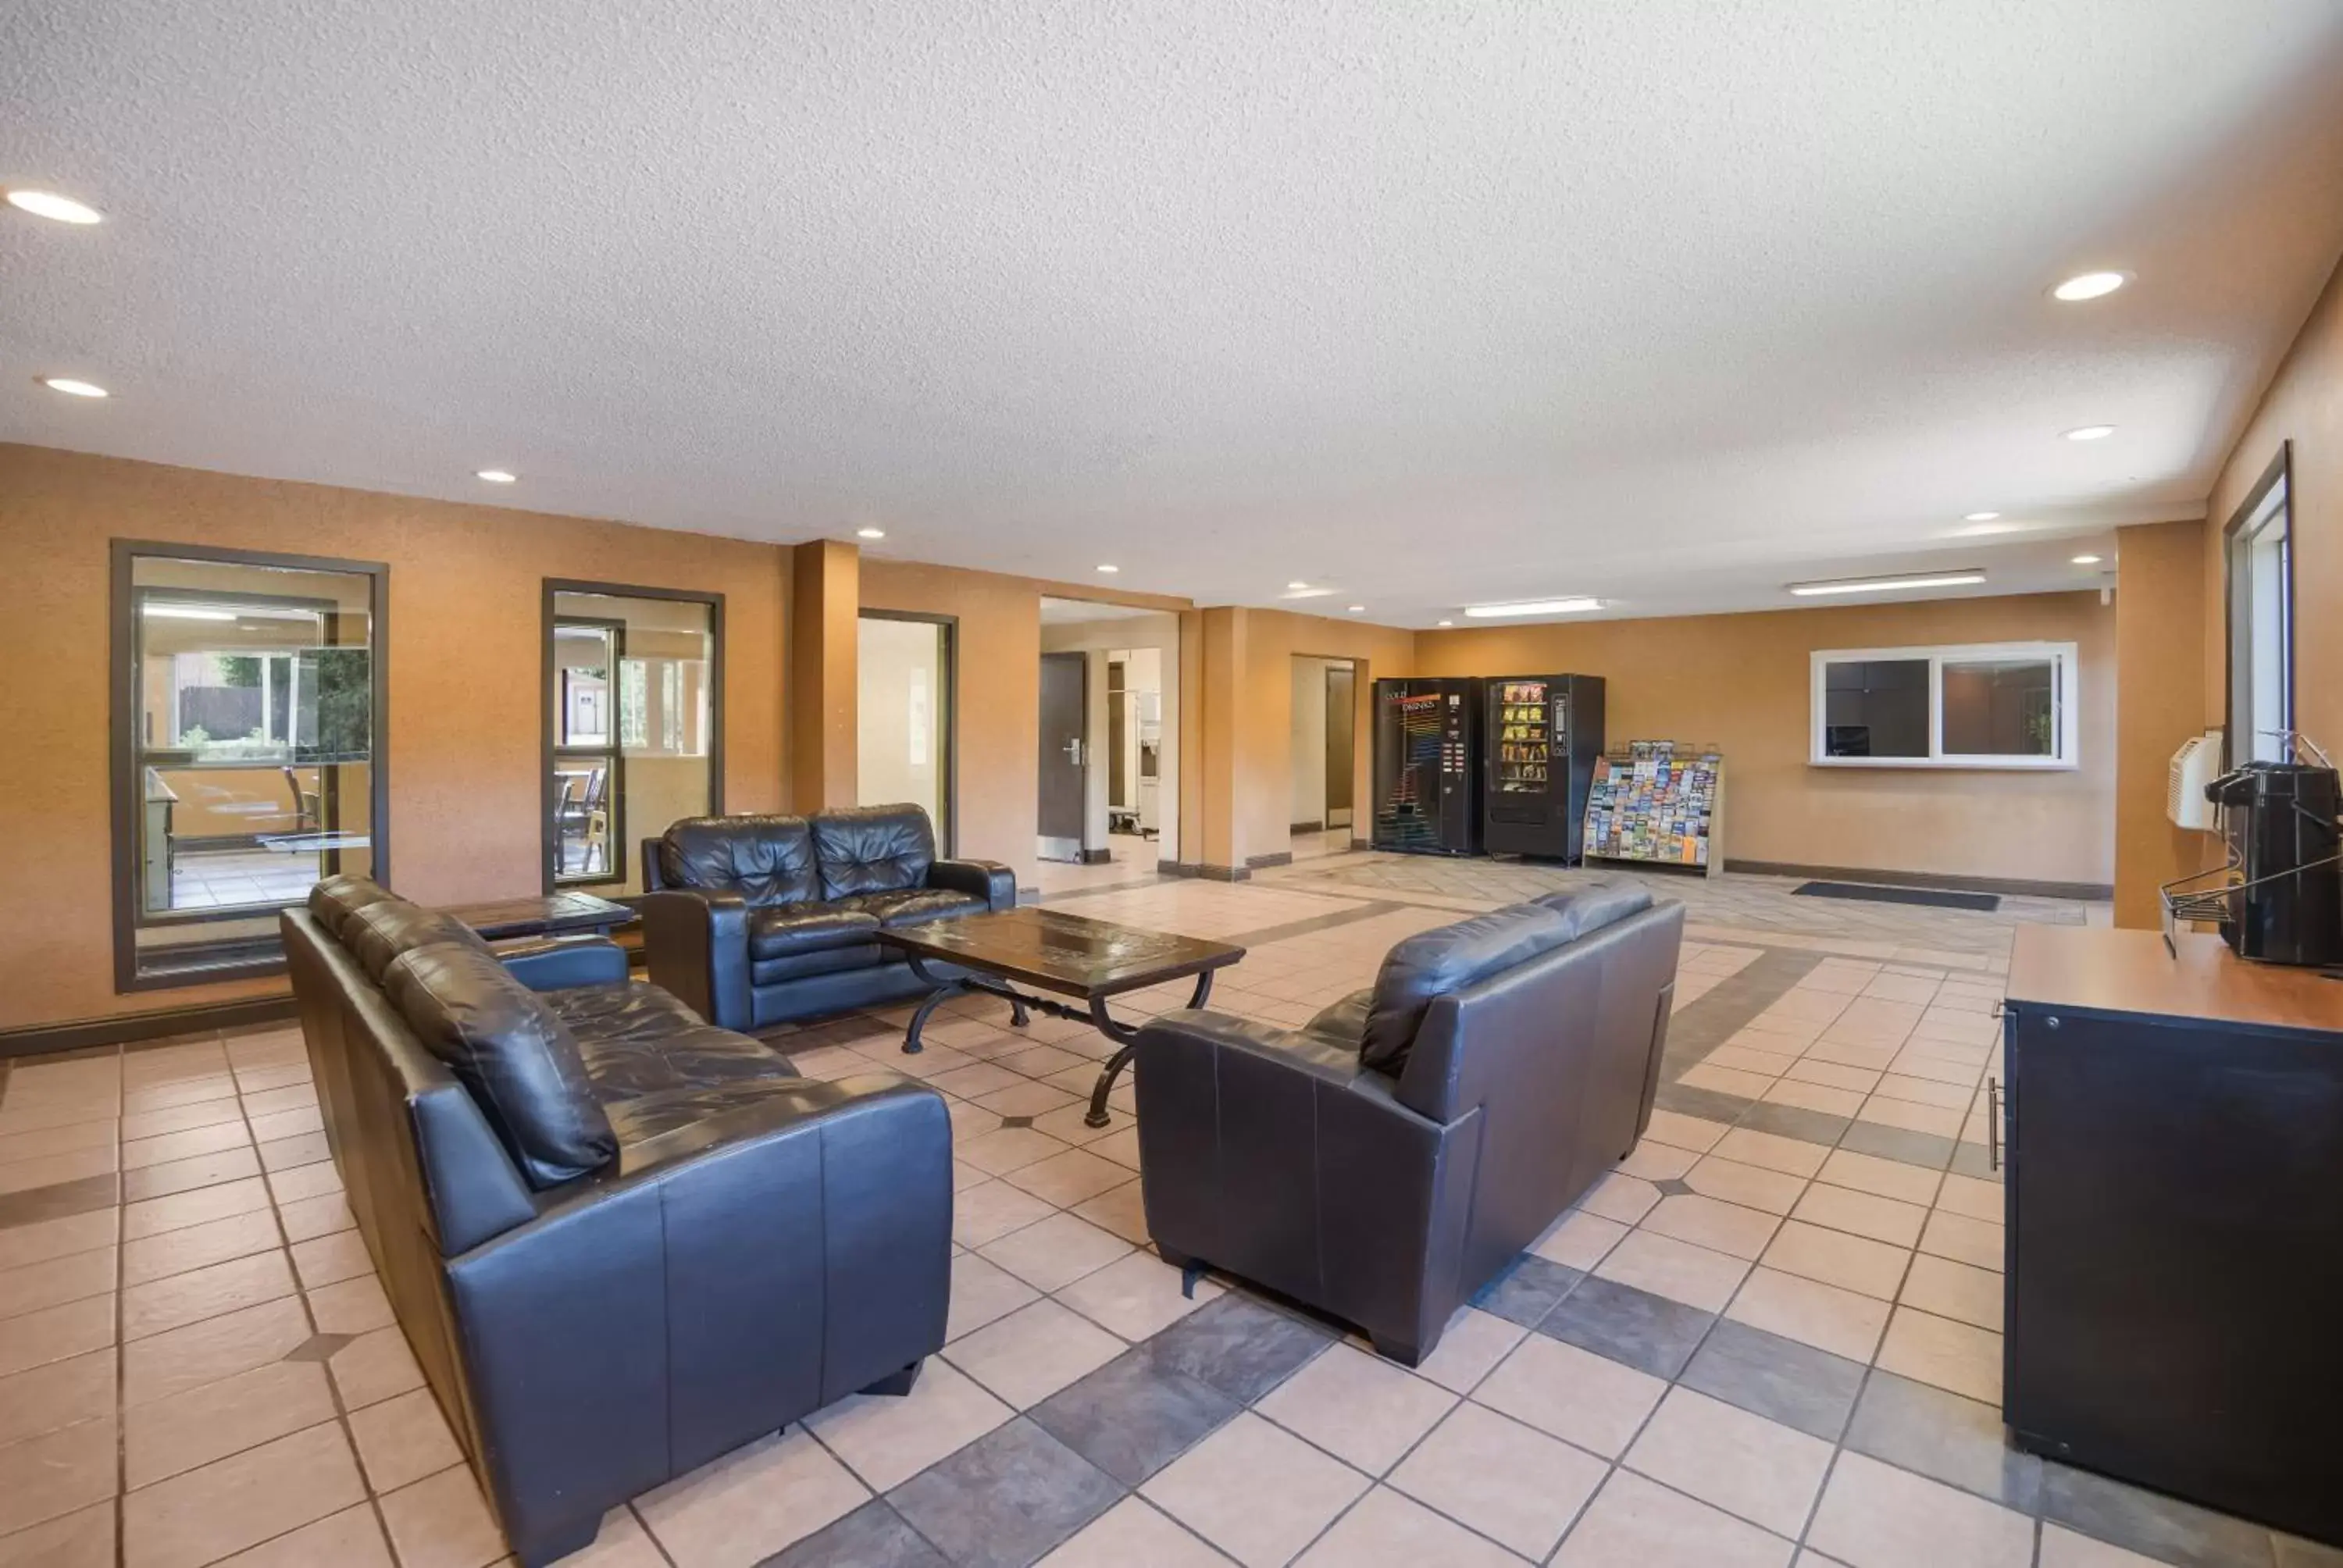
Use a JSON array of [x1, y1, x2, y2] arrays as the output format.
[[1038, 653, 1087, 846], [1325, 664, 1356, 828]]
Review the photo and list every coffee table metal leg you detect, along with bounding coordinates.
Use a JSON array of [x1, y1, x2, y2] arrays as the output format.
[[1082, 970, 1216, 1128]]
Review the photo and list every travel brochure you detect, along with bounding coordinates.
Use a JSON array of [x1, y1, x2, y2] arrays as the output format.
[[1582, 739, 1721, 868]]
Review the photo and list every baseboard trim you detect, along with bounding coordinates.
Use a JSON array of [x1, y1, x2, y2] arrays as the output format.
[[2, 994, 300, 1060], [1287, 820, 1324, 835], [1351, 836, 1374, 851], [1723, 859, 2113, 903], [1244, 851, 1293, 870], [1077, 848, 1112, 865]]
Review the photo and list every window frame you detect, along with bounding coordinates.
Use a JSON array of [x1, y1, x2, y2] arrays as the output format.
[[2222, 441, 2294, 768], [110, 540, 391, 992], [856, 608, 959, 857], [1809, 640, 2081, 771]]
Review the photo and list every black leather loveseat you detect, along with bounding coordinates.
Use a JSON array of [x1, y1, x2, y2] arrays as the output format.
[[284, 875, 951, 1566], [1132, 882, 1682, 1365], [641, 803, 1015, 1031]]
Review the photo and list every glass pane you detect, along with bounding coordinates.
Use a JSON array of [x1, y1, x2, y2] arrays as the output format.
[[858, 615, 950, 840], [130, 552, 378, 985], [1942, 658, 2057, 757], [1822, 658, 1929, 757], [551, 592, 715, 893]]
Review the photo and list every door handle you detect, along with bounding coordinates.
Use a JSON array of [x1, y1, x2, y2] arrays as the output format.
[[1986, 1077, 2002, 1172], [1064, 738, 1084, 766]]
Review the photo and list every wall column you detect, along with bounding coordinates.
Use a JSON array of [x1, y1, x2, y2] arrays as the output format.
[[788, 539, 860, 811], [1195, 607, 1248, 875], [2113, 520, 2209, 928]]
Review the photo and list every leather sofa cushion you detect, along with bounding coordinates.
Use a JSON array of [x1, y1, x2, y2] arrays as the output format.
[[1362, 903, 1574, 1074], [660, 814, 819, 906], [602, 1074, 826, 1149], [383, 944, 618, 1189], [1533, 882, 1656, 940], [826, 889, 985, 928], [343, 900, 493, 982], [747, 904, 881, 960], [1300, 990, 1374, 1054], [310, 874, 395, 935], [751, 946, 886, 985], [813, 805, 936, 899]]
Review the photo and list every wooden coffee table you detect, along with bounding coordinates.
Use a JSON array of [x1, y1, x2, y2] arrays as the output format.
[[441, 890, 637, 940], [879, 907, 1246, 1128]]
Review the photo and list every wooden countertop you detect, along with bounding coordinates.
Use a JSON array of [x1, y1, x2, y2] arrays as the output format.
[[2008, 926, 2343, 1035]]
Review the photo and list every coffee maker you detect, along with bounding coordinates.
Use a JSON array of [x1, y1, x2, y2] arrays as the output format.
[[2204, 761, 2343, 966]]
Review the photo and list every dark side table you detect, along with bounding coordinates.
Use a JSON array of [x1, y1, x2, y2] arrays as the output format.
[[441, 890, 637, 940]]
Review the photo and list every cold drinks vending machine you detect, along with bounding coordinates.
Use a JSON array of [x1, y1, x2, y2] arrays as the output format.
[[1371, 678, 1483, 855], [1484, 675, 1606, 861]]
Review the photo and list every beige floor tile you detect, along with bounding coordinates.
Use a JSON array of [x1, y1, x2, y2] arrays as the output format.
[[979, 1212, 1132, 1292], [1642, 1193, 1781, 1260], [330, 1324, 428, 1410], [1762, 1078, 1867, 1117], [0, 1208, 118, 1272], [125, 1359, 337, 1488], [1854, 1096, 1964, 1139], [1389, 1401, 1607, 1559], [802, 1356, 1012, 1491], [1642, 1111, 1731, 1154], [1535, 1208, 1629, 1270], [1806, 1451, 2031, 1568], [1680, 1064, 1778, 1100], [1054, 1248, 1223, 1341], [1037, 1496, 1233, 1566], [1684, 1156, 1808, 1216], [1803, 1040, 1900, 1071], [1703, 1044, 1799, 1079], [123, 1421, 366, 1568], [0, 1245, 116, 1320], [1899, 1253, 2003, 1331], [214, 1505, 394, 1567], [0, 1502, 114, 1568], [1870, 1073, 1973, 1110], [1295, 1484, 1521, 1567], [950, 1178, 1057, 1247], [1256, 1341, 1458, 1475], [1790, 1185, 1925, 1249], [1595, 1229, 1751, 1313], [1814, 1149, 1942, 1207], [1580, 1172, 1663, 1225], [0, 1412, 116, 1538], [122, 1295, 309, 1406], [1553, 1469, 1794, 1568], [376, 1463, 510, 1568], [1070, 1178, 1150, 1245], [1472, 1332, 1667, 1459], [0, 1117, 116, 1164], [1933, 1174, 2006, 1224], [0, 1292, 116, 1380], [310, 1271, 395, 1333], [121, 1121, 251, 1172], [1141, 1411, 1369, 1568], [1918, 1210, 2006, 1272], [350, 1386, 465, 1494], [946, 1252, 1042, 1342], [1028, 1099, 1125, 1147], [952, 1124, 1072, 1178], [122, 1247, 294, 1341], [2038, 1523, 2173, 1567], [943, 1298, 1125, 1408], [290, 1228, 374, 1289], [925, 1062, 1025, 1099], [265, 1161, 344, 1205], [972, 1082, 1081, 1120], [1617, 1140, 1701, 1181], [1410, 1307, 1526, 1394], [123, 1146, 263, 1203], [276, 1192, 358, 1243], [1714, 1128, 1830, 1178], [0, 1145, 116, 1196], [123, 1206, 280, 1286], [0, 1347, 113, 1449], [1000, 1148, 1133, 1207], [1783, 1060, 1882, 1094], [1626, 1387, 1832, 1538], [1875, 1306, 2002, 1403], [1725, 1267, 1891, 1363]]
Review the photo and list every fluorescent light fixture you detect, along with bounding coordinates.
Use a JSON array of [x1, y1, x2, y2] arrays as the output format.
[[2071, 554, 2102, 565], [1346, 604, 1365, 613], [476, 469, 517, 483], [1096, 564, 1119, 574], [1461, 598, 1602, 618], [1286, 580, 1308, 590], [2052, 271, 2127, 301], [141, 604, 237, 621], [2062, 425, 2116, 442], [1963, 511, 2000, 522], [855, 526, 886, 539], [6, 189, 102, 224], [1788, 571, 1986, 597], [1279, 587, 1335, 600], [41, 376, 107, 397], [1435, 620, 1454, 628]]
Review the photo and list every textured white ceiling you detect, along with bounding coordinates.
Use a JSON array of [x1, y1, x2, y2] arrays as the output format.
[[7, 0, 2343, 624]]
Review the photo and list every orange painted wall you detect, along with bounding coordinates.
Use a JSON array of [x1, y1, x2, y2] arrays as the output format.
[[1414, 593, 2117, 889], [0, 444, 788, 1032], [2112, 522, 2209, 927], [1232, 609, 1416, 868]]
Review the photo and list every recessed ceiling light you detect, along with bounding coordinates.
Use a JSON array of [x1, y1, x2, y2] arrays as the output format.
[[1435, 620, 1454, 628], [40, 376, 108, 397], [2052, 271, 2127, 302], [1346, 604, 1366, 613], [1963, 511, 2001, 522], [1788, 571, 1986, 597], [475, 469, 517, 483], [1286, 580, 1308, 590], [5, 189, 102, 224], [1097, 564, 1119, 574], [856, 526, 886, 540], [2062, 426, 2116, 442], [2071, 554, 2103, 565], [1462, 598, 1603, 618]]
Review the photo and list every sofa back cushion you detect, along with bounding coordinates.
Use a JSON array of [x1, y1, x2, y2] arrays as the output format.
[[1532, 881, 1655, 940], [344, 900, 494, 983], [1361, 903, 1573, 1074], [310, 874, 396, 936], [812, 804, 936, 900], [659, 815, 818, 906], [383, 943, 618, 1189]]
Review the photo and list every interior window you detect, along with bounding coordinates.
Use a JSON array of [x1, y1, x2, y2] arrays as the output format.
[[2226, 449, 2293, 764], [1813, 643, 2077, 768]]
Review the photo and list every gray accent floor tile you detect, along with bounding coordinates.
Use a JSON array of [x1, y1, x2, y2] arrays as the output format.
[[1836, 1121, 1957, 1171], [1143, 1293, 1333, 1405], [1221, 900, 1409, 950], [764, 1500, 950, 1567], [281, 1332, 356, 1363], [1471, 1254, 1584, 1327], [2040, 1461, 2277, 1568], [0, 1171, 121, 1229], [1535, 1274, 1714, 1381], [1678, 1318, 1865, 1441], [1652, 1178, 1693, 1198], [1029, 1345, 1239, 1487], [1734, 1100, 1851, 1146], [888, 1418, 1124, 1568], [1653, 1082, 1755, 1123], [1948, 1142, 2003, 1181], [1843, 1370, 2042, 1513]]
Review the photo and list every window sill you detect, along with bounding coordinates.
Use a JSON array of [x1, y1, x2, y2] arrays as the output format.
[[1808, 757, 2078, 772]]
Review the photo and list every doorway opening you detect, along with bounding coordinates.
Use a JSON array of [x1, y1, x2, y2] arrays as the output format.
[[1290, 654, 1357, 862], [1036, 597, 1180, 887], [858, 611, 956, 851]]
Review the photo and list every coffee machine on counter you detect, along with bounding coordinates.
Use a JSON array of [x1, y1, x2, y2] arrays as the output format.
[[2194, 751, 2343, 967]]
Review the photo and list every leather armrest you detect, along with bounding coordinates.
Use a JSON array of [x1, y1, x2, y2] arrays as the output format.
[[1139, 1008, 1375, 1090], [640, 889, 752, 1028], [639, 838, 670, 891], [927, 857, 1018, 911], [496, 935, 629, 992]]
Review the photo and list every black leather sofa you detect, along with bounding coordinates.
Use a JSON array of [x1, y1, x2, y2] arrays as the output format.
[[1132, 882, 1683, 1364], [641, 804, 1015, 1031], [283, 875, 951, 1566]]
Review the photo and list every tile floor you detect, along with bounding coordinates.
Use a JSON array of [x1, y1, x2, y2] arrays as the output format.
[[2, 864, 2327, 1568]]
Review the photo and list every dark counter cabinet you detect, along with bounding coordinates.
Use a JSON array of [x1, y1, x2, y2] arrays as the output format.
[[2001, 926, 2343, 1548]]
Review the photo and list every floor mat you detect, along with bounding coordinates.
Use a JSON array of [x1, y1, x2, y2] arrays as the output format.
[[1792, 879, 1999, 912]]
